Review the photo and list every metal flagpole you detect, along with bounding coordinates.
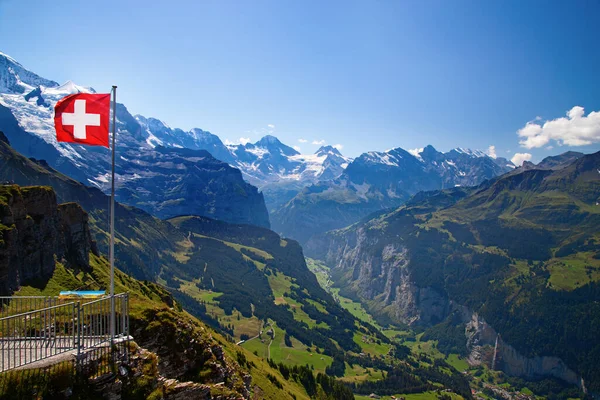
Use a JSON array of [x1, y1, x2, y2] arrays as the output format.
[[110, 85, 117, 343]]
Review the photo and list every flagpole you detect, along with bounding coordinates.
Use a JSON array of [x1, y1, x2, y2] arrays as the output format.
[[110, 85, 117, 343]]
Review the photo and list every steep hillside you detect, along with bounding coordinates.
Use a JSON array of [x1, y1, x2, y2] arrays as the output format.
[[0, 184, 343, 399], [307, 151, 600, 392], [272, 145, 514, 244]]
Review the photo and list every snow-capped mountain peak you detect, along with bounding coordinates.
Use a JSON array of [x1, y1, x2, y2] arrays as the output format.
[[315, 145, 342, 157], [254, 135, 299, 156], [0, 52, 59, 94]]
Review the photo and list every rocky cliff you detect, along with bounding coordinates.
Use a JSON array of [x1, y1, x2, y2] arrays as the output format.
[[464, 312, 582, 388], [313, 226, 584, 388], [0, 184, 96, 295], [310, 225, 450, 326]]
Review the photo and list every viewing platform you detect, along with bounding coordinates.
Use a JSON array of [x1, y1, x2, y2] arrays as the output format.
[[0, 294, 130, 373]]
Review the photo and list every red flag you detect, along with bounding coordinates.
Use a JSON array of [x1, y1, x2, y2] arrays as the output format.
[[54, 93, 111, 147]]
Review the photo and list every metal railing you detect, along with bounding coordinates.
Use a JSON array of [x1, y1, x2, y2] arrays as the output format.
[[0, 296, 74, 319], [0, 294, 129, 372]]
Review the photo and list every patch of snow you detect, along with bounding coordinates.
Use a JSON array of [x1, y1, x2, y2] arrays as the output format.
[[367, 151, 399, 166], [452, 147, 487, 158], [246, 146, 269, 158], [43, 80, 94, 96], [145, 130, 164, 148], [408, 147, 424, 162]]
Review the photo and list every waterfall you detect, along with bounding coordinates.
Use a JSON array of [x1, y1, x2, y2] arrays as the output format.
[[492, 334, 500, 370]]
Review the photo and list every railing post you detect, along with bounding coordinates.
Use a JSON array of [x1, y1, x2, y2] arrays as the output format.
[[76, 301, 81, 358], [120, 295, 125, 338]]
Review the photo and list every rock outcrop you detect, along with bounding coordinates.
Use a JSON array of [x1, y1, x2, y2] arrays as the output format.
[[312, 225, 450, 326], [0, 185, 95, 295]]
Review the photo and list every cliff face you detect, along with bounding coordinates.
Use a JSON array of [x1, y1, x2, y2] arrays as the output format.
[[311, 225, 450, 326], [315, 226, 583, 386], [464, 312, 581, 388], [0, 185, 95, 295]]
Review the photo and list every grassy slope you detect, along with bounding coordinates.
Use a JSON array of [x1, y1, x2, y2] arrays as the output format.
[[12, 252, 312, 400]]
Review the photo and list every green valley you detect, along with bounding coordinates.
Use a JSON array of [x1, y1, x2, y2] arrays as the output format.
[[308, 151, 600, 398]]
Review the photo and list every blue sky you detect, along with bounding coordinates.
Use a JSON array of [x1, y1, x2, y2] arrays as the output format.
[[1, 0, 599, 162]]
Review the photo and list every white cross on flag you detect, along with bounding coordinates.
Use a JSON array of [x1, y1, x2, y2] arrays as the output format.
[[55, 93, 111, 147]]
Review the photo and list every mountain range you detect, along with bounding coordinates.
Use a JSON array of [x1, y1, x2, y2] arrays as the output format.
[[271, 145, 516, 243], [0, 52, 269, 228], [1, 50, 518, 241]]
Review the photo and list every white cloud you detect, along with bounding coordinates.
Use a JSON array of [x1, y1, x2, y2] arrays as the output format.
[[333, 144, 343, 150], [224, 137, 251, 145], [298, 138, 308, 143], [546, 145, 554, 150], [517, 106, 600, 149], [293, 145, 301, 152], [267, 124, 275, 129], [511, 152, 532, 166], [312, 139, 326, 145], [487, 145, 497, 159]]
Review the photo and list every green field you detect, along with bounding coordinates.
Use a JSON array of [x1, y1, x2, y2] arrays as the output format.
[[353, 331, 391, 357], [268, 271, 328, 329], [241, 323, 333, 373], [546, 252, 600, 290], [355, 391, 464, 400]]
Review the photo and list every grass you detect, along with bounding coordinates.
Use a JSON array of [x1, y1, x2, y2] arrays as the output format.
[[353, 331, 391, 357], [268, 271, 295, 300], [269, 326, 333, 373], [306, 258, 331, 289], [13, 252, 313, 399], [267, 271, 327, 329], [331, 287, 383, 329], [339, 363, 385, 383], [546, 252, 600, 290], [445, 354, 469, 372], [178, 279, 223, 302], [307, 258, 386, 331], [177, 278, 263, 340], [241, 323, 333, 373], [355, 391, 465, 400]]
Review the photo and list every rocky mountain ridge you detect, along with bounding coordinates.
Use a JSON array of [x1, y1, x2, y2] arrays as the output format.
[[271, 144, 516, 244]]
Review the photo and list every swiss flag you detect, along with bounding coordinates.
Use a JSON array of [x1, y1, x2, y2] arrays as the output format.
[[54, 93, 111, 147]]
